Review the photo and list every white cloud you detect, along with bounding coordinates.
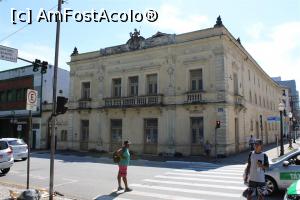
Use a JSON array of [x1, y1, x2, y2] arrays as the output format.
[[149, 3, 209, 34], [244, 22, 300, 91], [246, 22, 264, 39]]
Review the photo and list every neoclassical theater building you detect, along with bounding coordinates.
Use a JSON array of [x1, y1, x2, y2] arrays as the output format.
[[67, 17, 285, 156]]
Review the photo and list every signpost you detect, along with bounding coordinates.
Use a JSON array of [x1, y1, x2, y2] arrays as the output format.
[[26, 89, 38, 189], [0, 45, 18, 62]]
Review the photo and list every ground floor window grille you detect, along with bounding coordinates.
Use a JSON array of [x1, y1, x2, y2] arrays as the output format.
[[61, 130, 68, 141], [144, 119, 158, 144], [81, 120, 89, 141], [191, 117, 204, 144], [111, 119, 122, 143]]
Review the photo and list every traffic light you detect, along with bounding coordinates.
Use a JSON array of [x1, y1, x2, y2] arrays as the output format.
[[41, 61, 48, 74], [56, 96, 68, 115], [33, 59, 41, 72], [216, 120, 221, 129]]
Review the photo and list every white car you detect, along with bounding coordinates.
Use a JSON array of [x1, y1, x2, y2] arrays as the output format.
[[265, 148, 300, 195], [1, 138, 28, 161], [0, 140, 14, 175]]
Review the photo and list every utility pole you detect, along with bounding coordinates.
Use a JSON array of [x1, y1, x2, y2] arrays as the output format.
[[49, 0, 62, 199]]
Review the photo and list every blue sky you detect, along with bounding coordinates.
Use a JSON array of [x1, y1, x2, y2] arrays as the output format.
[[0, 0, 300, 90]]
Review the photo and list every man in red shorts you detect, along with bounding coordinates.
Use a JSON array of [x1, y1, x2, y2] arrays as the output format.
[[117, 140, 132, 192]]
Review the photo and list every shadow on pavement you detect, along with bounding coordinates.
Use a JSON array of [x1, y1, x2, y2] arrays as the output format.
[[94, 191, 125, 200]]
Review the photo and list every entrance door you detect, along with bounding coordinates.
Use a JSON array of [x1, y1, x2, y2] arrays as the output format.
[[265, 121, 268, 144], [144, 119, 158, 154], [256, 121, 259, 139], [235, 118, 239, 152], [111, 119, 122, 152], [190, 117, 204, 155], [80, 120, 89, 151]]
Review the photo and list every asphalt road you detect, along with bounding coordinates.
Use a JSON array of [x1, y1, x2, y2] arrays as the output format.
[[0, 151, 285, 200]]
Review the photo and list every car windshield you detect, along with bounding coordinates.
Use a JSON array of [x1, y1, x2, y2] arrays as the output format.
[[271, 149, 298, 163], [0, 141, 8, 150], [8, 139, 26, 146]]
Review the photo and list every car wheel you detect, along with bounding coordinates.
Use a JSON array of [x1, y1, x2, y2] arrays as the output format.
[[22, 158, 27, 161], [265, 176, 277, 196], [0, 168, 10, 175]]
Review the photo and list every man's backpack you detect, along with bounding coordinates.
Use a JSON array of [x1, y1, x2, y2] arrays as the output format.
[[112, 147, 125, 163], [113, 150, 121, 163]]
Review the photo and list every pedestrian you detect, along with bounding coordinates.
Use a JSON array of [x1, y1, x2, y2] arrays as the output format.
[[117, 140, 132, 192], [244, 139, 269, 200], [204, 140, 211, 158], [249, 135, 255, 151]]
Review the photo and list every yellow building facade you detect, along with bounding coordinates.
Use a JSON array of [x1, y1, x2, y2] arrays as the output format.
[[67, 18, 285, 156]]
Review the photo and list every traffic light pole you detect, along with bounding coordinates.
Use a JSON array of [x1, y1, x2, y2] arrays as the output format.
[[215, 127, 217, 160], [49, 0, 62, 199]]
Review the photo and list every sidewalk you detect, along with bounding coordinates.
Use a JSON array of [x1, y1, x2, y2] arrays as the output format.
[[217, 139, 300, 165], [0, 181, 74, 200]]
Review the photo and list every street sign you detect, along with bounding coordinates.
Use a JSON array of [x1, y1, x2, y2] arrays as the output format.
[[267, 116, 280, 121], [0, 45, 18, 62], [26, 89, 38, 111]]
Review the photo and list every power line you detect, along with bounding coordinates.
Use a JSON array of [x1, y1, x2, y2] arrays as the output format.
[[0, 4, 58, 44]]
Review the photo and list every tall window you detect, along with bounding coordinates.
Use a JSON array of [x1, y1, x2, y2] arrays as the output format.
[[248, 70, 251, 81], [112, 78, 122, 97], [250, 120, 253, 131], [191, 117, 204, 144], [255, 93, 257, 104], [147, 74, 158, 95], [81, 82, 90, 99], [190, 69, 203, 91], [249, 91, 252, 103], [111, 119, 122, 143], [80, 120, 89, 141], [0, 91, 6, 103], [61, 130, 68, 141], [16, 88, 25, 101], [144, 119, 158, 144], [128, 76, 138, 96], [259, 96, 261, 106], [7, 90, 16, 102]]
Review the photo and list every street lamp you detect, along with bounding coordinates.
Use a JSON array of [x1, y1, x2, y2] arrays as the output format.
[[278, 102, 285, 156], [288, 112, 293, 148], [10, 111, 17, 137], [293, 117, 296, 143]]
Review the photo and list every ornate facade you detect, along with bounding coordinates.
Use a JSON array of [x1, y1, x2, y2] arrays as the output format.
[[67, 18, 285, 156]]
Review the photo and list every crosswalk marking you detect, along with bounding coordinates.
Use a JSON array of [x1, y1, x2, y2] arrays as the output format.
[[131, 183, 242, 198], [173, 169, 242, 176], [166, 172, 243, 180], [93, 195, 132, 200], [155, 175, 243, 184], [180, 168, 244, 173], [129, 191, 207, 200], [143, 179, 246, 190]]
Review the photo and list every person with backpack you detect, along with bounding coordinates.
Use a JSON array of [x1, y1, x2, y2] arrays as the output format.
[[248, 135, 255, 151], [116, 140, 132, 192], [244, 139, 269, 200]]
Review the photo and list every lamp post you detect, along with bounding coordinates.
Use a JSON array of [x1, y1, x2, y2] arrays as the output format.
[[288, 112, 293, 148], [10, 111, 17, 137], [293, 117, 296, 143], [278, 102, 285, 156]]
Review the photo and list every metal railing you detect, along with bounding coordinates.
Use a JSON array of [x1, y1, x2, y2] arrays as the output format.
[[186, 91, 204, 103], [104, 95, 163, 107]]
